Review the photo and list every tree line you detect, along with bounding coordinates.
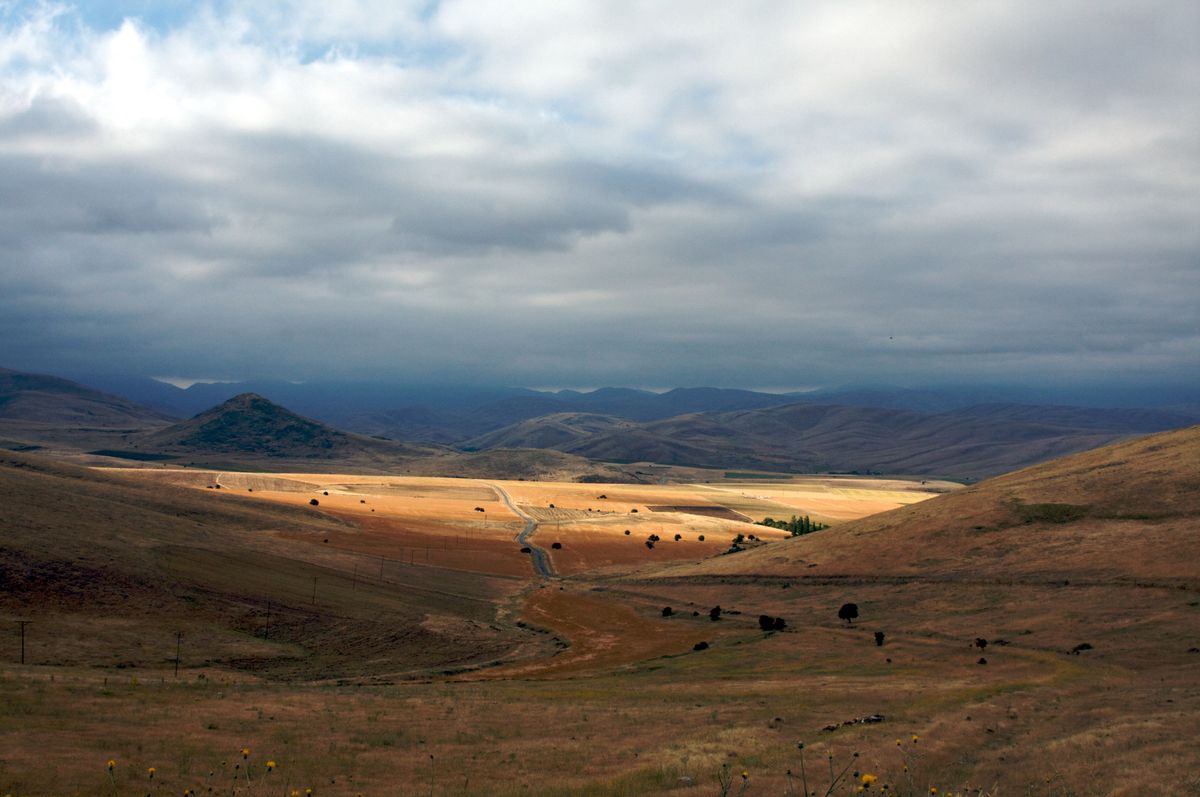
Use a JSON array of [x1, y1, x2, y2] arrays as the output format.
[[757, 514, 828, 535]]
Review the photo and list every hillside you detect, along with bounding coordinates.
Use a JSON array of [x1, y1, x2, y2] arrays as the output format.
[[0, 368, 173, 452], [0, 450, 527, 680], [474, 402, 1139, 479], [655, 424, 1200, 583], [135, 393, 419, 458]]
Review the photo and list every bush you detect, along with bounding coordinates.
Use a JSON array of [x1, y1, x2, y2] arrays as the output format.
[[693, 641, 709, 651], [309, 498, 319, 506], [760, 615, 786, 632], [551, 542, 562, 549], [874, 631, 886, 647], [838, 602, 858, 624], [709, 606, 722, 621], [662, 607, 673, 617]]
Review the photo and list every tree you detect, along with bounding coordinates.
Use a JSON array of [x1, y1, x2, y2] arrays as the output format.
[[838, 602, 858, 624], [709, 606, 722, 621]]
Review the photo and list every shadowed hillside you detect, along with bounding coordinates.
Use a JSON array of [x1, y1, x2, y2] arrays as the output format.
[[0, 450, 528, 680], [471, 402, 1144, 479]]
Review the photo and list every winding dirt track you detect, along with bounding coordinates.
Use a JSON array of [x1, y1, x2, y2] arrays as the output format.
[[490, 483, 555, 578]]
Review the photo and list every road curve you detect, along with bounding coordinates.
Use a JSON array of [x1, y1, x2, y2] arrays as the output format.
[[490, 484, 555, 579]]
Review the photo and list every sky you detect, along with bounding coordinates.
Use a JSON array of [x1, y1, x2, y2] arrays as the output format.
[[1, 1, 1197, 392]]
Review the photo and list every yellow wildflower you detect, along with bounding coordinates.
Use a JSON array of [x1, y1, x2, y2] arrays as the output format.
[[741, 770, 748, 780], [148, 767, 156, 779], [266, 760, 276, 771], [862, 773, 878, 785], [241, 747, 250, 759], [911, 735, 919, 743], [106, 759, 116, 771]]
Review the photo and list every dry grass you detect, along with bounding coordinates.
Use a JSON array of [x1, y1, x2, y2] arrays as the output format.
[[2, 430, 1197, 795]]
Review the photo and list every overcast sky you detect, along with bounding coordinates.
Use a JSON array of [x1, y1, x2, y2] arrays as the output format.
[[1, 1, 1197, 391]]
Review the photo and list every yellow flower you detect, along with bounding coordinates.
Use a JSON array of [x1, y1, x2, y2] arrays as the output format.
[[930, 789, 937, 795], [291, 791, 300, 797], [106, 759, 116, 771], [241, 747, 250, 759], [148, 767, 156, 779], [741, 770, 748, 780], [911, 735, 919, 743], [862, 774, 878, 785], [266, 760, 276, 770], [895, 738, 902, 746]]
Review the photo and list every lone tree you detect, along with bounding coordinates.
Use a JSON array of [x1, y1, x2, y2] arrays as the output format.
[[838, 602, 859, 625], [974, 637, 988, 651]]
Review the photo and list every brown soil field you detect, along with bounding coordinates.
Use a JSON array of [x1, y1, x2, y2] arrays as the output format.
[[3, 430, 1196, 795]]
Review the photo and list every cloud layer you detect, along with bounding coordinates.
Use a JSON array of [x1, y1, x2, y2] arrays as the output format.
[[1, 1, 1197, 390]]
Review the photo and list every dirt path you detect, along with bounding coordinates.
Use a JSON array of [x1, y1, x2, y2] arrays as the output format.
[[463, 587, 703, 679], [490, 483, 555, 578]]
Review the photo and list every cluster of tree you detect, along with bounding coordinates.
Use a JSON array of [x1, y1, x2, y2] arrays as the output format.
[[758, 515, 828, 535]]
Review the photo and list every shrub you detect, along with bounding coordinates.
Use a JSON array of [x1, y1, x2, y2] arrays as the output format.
[[693, 641, 709, 651], [709, 606, 722, 621], [674, 533, 682, 541], [551, 542, 562, 550], [838, 603, 858, 624], [975, 637, 988, 650], [875, 631, 885, 647], [309, 498, 319, 506], [520, 546, 532, 553], [759, 615, 774, 631], [624, 529, 631, 535], [662, 607, 673, 617], [698, 534, 705, 541]]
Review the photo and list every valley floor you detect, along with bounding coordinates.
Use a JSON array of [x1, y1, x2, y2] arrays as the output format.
[[1, 460, 1196, 796]]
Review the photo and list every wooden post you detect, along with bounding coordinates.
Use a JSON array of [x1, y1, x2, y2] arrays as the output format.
[[311, 576, 318, 605], [174, 631, 183, 678], [265, 601, 272, 640], [16, 620, 31, 665]]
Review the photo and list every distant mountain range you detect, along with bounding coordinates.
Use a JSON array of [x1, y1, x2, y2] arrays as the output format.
[[3, 366, 1197, 480]]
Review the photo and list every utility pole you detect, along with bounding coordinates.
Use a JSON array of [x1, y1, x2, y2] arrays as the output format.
[[265, 601, 272, 640], [16, 620, 31, 665], [311, 576, 318, 605], [174, 631, 183, 678]]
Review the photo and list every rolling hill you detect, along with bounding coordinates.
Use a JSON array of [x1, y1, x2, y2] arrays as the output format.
[[655, 424, 1200, 583], [122, 393, 637, 481], [0, 367, 172, 429], [0, 449, 527, 680], [468, 402, 1150, 479]]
